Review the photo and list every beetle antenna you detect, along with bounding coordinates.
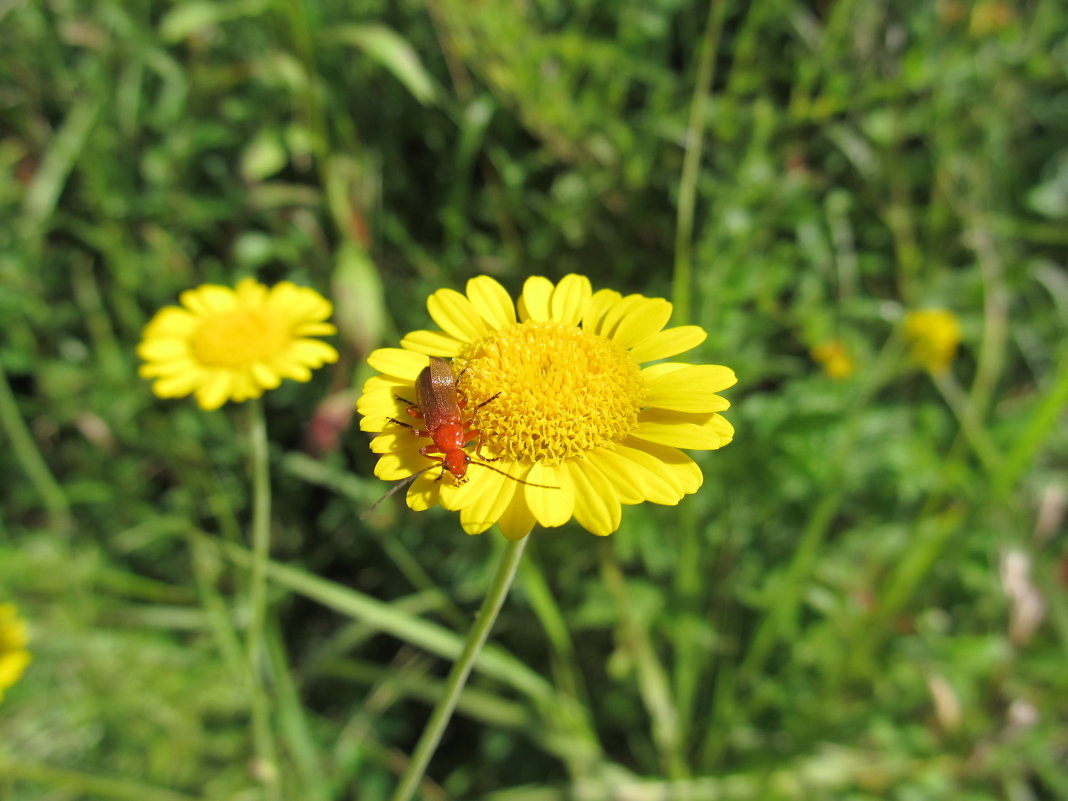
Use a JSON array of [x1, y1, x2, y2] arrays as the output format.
[[469, 461, 560, 489], [361, 466, 435, 519]]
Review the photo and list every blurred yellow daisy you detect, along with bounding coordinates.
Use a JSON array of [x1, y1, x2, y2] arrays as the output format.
[[810, 340, 855, 379], [0, 604, 30, 702], [904, 308, 961, 374], [139, 278, 339, 410], [358, 274, 736, 538]]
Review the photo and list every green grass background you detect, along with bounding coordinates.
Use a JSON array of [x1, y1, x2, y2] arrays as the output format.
[[3, 0, 1068, 798]]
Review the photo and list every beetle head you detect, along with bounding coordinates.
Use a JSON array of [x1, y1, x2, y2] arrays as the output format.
[[443, 450, 470, 480]]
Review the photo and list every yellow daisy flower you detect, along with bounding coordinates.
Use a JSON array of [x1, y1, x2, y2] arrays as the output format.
[[138, 278, 339, 410], [357, 274, 736, 539], [0, 604, 30, 702], [810, 340, 855, 379], [903, 308, 961, 374]]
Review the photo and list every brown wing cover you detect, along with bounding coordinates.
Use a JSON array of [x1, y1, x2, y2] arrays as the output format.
[[414, 356, 461, 430]]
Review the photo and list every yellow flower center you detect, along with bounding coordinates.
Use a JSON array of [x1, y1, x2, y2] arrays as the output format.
[[190, 309, 289, 367], [453, 321, 644, 464]]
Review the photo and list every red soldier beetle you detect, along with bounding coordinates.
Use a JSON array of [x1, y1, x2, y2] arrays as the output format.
[[386, 356, 558, 489]]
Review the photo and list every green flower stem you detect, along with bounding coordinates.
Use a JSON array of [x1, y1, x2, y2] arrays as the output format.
[[389, 536, 529, 801], [246, 398, 280, 798], [0, 364, 71, 531]]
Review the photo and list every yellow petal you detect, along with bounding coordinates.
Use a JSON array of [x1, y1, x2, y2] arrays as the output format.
[[181, 284, 237, 315], [230, 371, 261, 402], [621, 438, 703, 496], [632, 409, 734, 450], [608, 298, 673, 348], [235, 277, 269, 307], [565, 459, 621, 536], [152, 370, 203, 398], [290, 339, 339, 367], [137, 339, 189, 361], [0, 650, 30, 687], [268, 282, 333, 321], [550, 274, 592, 325], [642, 364, 736, 412], [525, 462, 575, 528], [250, 362, 282, 390], [595, 293, 644, 338], [466, 275, 516, 329], [273, 360, 313, 382], [195, 370, 233, 410], [585, 447, 646, 504], [358, 385, 413, 432], [374, 450, 426, 480], [517, 276, 554, 322], [607, 441, 694, 505], [427, 288, 489, 342], [438, 478, 469, 511], [358, 374, 413, 404], [139, 357, 201, 378], [367, 348, 428, 380], [459, 468, 517, 535], [628, 325, 708, 363], [143, 307, 200, 338], [294, 321, 337, 336], [407, 470, 444, 511], [497, 482, 537, 540], [400, 330, 465, 357], [582, 289, 623, 333], [370, 431, 415, 455]]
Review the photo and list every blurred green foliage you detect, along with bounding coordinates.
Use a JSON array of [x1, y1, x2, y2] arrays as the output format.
[[2, 0, 1068, 799]]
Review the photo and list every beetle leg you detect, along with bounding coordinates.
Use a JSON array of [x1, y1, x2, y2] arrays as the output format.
[[393, 393, 415, 405], [404, 405, 424, 420], [413, 453, 448, 483], [472, 430, 500, 462], [419, 444, 444, 457], [389, 418, 431, 438]]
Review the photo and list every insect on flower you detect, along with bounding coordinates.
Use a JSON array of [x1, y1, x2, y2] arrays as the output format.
[[358, 275, 736, 537], [363, 357, 556, 519], [388, 357, 556, 488]]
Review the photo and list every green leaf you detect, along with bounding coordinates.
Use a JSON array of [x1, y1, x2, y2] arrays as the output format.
[[159, 0, 267, 43], [324, 24, 437, 105], [240, 129, 287, 182]]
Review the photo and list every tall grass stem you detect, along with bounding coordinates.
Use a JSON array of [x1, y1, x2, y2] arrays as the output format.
[[672, 0, 727, 324], [671, 0, 727, 756], [0, 365, 70, 531], [389, 536, 529, 801], [246, 398, 280, 799]]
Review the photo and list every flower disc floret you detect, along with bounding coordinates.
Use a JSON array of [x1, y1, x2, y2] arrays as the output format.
[[455, 321, 644, 464], [138, 278, 339, 410], [357, 274, 737, 539]]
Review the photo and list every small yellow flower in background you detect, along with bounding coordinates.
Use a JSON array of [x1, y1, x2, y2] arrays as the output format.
[[810, 340, 855, 379], [358, 274, 736, 539], [904, 308, 961, 374], [0, 604, 30, 702], [139, 278, 339, 410]]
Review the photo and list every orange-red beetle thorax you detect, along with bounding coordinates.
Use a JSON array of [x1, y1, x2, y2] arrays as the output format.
[[431, 421, 467, 455]]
